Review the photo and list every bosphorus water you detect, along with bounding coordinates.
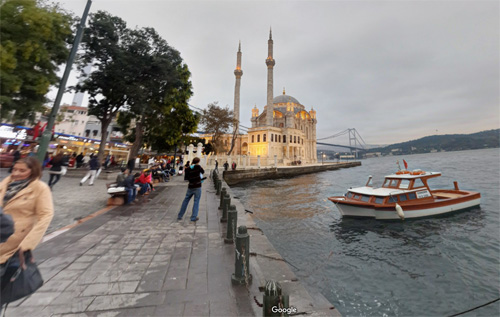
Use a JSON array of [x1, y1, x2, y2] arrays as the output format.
[[231, 148, 500, 316]]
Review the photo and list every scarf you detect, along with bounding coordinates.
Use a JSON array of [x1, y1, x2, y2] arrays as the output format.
[[3, 179, 31, 205]]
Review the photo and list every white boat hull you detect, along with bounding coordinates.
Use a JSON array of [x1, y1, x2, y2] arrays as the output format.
[[336, 198, 481, 220]]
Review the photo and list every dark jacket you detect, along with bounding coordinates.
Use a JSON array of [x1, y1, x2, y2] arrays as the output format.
[[122, 174, 136, 190], [186, 164, 205, 189], [89, 157, 100, 170], [127, 158, 135, 172], [49, 158, 64, 173]]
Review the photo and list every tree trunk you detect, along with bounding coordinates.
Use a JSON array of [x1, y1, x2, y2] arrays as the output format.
[[129, 117, 145, 159], [97, 119, 111, 163]]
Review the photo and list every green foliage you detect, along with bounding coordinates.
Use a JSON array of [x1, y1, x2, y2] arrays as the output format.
[[367, 129, 500, 155], [117, 28, 196, 155], [75, 11, 131, 160], [199, 102, 233, 154], [0, 0, 73, 122]]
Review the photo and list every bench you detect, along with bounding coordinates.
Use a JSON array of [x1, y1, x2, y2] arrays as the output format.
[[106, 182, 128, 206]]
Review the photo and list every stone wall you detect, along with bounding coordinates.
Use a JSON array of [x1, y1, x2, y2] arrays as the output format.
[[222, 161, 361, 185]]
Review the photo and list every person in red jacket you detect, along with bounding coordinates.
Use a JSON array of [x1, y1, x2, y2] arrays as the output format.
[[135, 169, 152, 195]]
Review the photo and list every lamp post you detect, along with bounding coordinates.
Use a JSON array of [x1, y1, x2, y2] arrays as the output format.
[[36, 0, 93, 163], [321, 152, 324, 165]]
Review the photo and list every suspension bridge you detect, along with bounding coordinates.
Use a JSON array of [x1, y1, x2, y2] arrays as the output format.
[[316, 128, 367, 152]]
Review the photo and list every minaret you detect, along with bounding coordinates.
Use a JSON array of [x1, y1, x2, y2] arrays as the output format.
[[265, 28, 275, 127], [233, 41, 243, 134]]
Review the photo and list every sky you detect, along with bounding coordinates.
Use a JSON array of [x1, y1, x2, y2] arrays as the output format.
[[49, 0, 499, 146]]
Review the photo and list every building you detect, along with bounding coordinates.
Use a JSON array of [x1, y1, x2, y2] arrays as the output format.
[[204, 30, 317, 165], [54, 105, 89, 137]]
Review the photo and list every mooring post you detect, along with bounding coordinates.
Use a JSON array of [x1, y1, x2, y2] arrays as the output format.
[[263, 280, 290, 317], [225, 205, 237, 244], [216, 180, 222, 196], [231, 226, 252, 285], [220, 194, 230, 223], [219, 187, 227, 209]]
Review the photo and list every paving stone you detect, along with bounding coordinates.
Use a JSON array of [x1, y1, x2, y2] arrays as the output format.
[[86, 292, 165, 311], [19, 291, 61, 306], [44, 296, 96, 314]]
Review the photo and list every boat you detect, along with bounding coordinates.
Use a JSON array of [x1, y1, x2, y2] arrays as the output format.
[[328, 166, 481, 220]]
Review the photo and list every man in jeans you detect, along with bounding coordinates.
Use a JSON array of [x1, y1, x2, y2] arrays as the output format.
[[177, 157, 205, 222]]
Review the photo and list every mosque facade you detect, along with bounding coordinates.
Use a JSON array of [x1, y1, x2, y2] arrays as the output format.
[[205, 30, 318, 165]]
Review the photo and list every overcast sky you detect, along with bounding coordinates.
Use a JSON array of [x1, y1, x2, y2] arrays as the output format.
[[50, 0, 499, 146]]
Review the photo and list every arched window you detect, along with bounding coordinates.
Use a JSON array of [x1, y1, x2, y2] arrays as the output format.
[[283, 135, 286, 143], [279, 135, 281, 142], [271, 134, 274, 142], [263, 134, 266, 142], [257, 134, 260, 142], [252, 135, 254, 143]]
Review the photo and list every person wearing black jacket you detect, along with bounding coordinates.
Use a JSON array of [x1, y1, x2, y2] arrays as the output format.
[[177, 157, 205, 222], [48, 153, 66, 189]]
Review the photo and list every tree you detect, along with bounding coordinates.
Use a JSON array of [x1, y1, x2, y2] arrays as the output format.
[[116, 28, 196, 157], [75, 11, 130, 162], [0, 0, 73, 123], [199, 102, 233, 154]]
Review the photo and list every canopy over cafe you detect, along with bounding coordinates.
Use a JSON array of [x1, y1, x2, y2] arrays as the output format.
[[0, 123, 131, 165]]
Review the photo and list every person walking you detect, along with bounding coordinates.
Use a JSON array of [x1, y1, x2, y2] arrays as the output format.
[[223, 161, 229, 171], [0, 157, 54, 307], [177, 157, 205, 222], [79, 155, 100, 186], [183, 161, 190, 180], [47, 153, 65, 189], [231, 162, 237, 170], [127, 156, 135, 173], [76, 153, 84, 168], [215, 160, 219, 172]]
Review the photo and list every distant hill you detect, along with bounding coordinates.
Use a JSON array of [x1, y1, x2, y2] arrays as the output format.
[[367, 129, 499, 155]]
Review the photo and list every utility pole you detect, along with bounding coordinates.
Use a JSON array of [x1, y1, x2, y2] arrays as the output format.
[[37, 0, 93, 162]]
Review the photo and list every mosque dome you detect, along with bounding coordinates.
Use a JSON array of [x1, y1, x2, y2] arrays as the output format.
[[273, 89, 300, 105]]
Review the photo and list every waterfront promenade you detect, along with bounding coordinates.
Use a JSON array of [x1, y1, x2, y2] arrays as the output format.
[[2, 169, 340, 316]]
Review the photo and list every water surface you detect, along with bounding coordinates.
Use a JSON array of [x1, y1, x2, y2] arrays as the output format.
[[232, 148, 500, 316]]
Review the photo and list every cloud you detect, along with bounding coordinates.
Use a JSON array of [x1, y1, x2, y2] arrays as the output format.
[[51, 0, 499, 145]]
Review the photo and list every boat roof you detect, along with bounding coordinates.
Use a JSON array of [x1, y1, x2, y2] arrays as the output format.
[[349, 186, 414, 196], [385, 171, 441, 179]]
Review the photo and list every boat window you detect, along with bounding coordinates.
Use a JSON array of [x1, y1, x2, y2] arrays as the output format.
[[399, 180, 410, 189], [388, 196, 397, 203], [375, 197, 384, 204], [347, 192, 354, 198], [361, 195, 370, 202], [399, 194, 408, 202], [408, 192, 417, 200], [391, 179, 399, 187], [413, 179, 425, 188], [383, 179, 390, 187], [354, 194, 361, 200]]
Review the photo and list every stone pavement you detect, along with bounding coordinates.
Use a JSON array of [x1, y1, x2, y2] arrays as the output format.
[[3, 170, 340, 316]]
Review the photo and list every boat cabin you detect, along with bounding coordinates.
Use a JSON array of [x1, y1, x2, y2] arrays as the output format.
[[344, 171, 442, 205]]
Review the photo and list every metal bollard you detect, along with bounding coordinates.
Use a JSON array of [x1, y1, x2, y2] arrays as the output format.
[[220, 194, 230, 223], [216, 180, 222, 196], [224, 205, 237, 244], [219, 187, 227, 209], [231, 226, 252, 285], [263, 280, 290, 317]]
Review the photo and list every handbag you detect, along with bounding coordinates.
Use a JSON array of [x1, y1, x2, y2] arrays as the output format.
[[0, 251, 44, 305]]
